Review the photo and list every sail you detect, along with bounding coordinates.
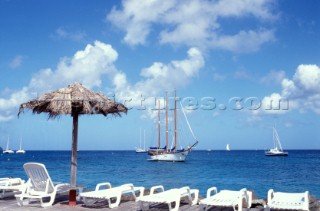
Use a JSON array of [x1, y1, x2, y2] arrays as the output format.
[[148, 90, 198, 161], [226, 144, 230, 151]]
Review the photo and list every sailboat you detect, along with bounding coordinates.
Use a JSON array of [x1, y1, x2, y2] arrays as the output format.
[[16, 138, 26, 154], [135, 129, 146, 153], [3, 137, 14, 154], [226, 144, 230, 151], [148, 90, 198, 162], [265, 126, 288, 156]]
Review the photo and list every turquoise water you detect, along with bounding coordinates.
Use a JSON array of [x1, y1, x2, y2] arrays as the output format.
[[1, 150, 319, 198]]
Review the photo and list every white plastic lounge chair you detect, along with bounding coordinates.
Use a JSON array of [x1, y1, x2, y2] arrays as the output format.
[[80, 182, 144, 208], [199, 187, 252, 211], [136, 185, 199, 211], [266, 189, 309, 211], [15, 162, 70, 207], [0, 177, 26, 198]]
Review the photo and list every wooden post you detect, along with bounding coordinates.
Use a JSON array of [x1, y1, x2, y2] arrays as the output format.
[[69, 113, 78, 206]]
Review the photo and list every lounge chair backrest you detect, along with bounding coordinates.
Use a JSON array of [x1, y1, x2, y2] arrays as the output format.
[[239, 188, 252, 208], [23, 163, 54, 193]]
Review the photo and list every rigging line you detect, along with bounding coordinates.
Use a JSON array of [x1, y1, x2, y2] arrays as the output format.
[[179, 101, 197, 141]]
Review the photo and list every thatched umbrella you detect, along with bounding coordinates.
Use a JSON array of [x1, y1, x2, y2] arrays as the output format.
[[18, 82, 127, 205]]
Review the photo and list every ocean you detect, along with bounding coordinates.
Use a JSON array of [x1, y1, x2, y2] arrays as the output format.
[[1, 150, 319, 199]]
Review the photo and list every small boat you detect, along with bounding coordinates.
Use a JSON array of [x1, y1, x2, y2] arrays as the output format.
[[148, 90, 198, 162], [3, 137, 14, 154], [135, 129, 146, 153], [16, 138, 26, 154], [226, 144, 230, 151], [265, 126, 288, 156]]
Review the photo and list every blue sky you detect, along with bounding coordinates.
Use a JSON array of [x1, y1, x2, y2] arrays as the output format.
[[0, 0, 319, 150]]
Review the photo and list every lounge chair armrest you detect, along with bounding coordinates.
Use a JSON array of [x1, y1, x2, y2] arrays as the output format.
[[95, 182, 112, 191], [206, 187, 218, 198], [0, 180, 9, 187], [267, 189, 274, 202], [120, 183, 134, 188], [239, 188, 252, 208], [0, 178, 10, 181], [17, 178, 25, 184], [150, 185, 164, 195], [0, 178, 24, 187], [179, 186, 190, 192], [0, 178, 10, 185], [239, 188, 248, 198]]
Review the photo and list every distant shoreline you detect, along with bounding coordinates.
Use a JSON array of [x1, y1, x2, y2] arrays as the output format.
[[2, 149, 320, 152]]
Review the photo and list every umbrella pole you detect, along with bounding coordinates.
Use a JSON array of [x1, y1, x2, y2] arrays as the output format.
[[69, 113, 78, 206]]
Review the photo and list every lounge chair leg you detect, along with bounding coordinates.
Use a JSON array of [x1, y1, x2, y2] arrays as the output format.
[[264, 205, 271, 211], [40, 195, 55, 207], [16, 197, 24, 206], [169, 198, 180, 211], [16, 195, 30, 206], [204, 204, 208, 211], [191, 190, 199, 205], [108, 196, 121, 209], [138, 201, 149, 211]]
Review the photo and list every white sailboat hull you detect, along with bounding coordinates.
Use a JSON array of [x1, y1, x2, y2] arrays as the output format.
[[16, 150, 26, 154], [3, 150, 14, 154], [265, 148, 288, 156], [149, 150, 189, 162], [265, 127, 288, 156], [135, 148, 147, 153]]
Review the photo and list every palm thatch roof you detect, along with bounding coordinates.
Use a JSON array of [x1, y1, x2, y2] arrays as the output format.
[[18, 82, 127, 118]]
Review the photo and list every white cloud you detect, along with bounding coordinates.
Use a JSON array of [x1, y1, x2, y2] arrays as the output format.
[[284, 121, 293, 128], [107, 0, 277, 52], [212, 111, 220, 118], [293, 64, 320, 92], [0, 41, 118, 122], [254, 93, 290, 115], [114, 47, 205, 108], [108, 0, 175, 45], [0, 115, 14, 122], [52, 27, 87, 42], [246, 115, 262, 124], [0, 87, 30, 122], [212, 29, 275, 53], [0, 41, 204, 122], [9, 55, 25, 69], [213, 73, 226, 81], [29, 40, 118, 92], [260, 70, 286, 84], [254, 64, 320, 116], [234, 70, 252, 80]]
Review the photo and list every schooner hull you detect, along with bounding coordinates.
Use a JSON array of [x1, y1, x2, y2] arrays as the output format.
[[148, 150, 189, 162]]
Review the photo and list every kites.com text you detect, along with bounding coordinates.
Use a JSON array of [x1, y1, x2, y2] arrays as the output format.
[[120, 96, 290, 111]]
